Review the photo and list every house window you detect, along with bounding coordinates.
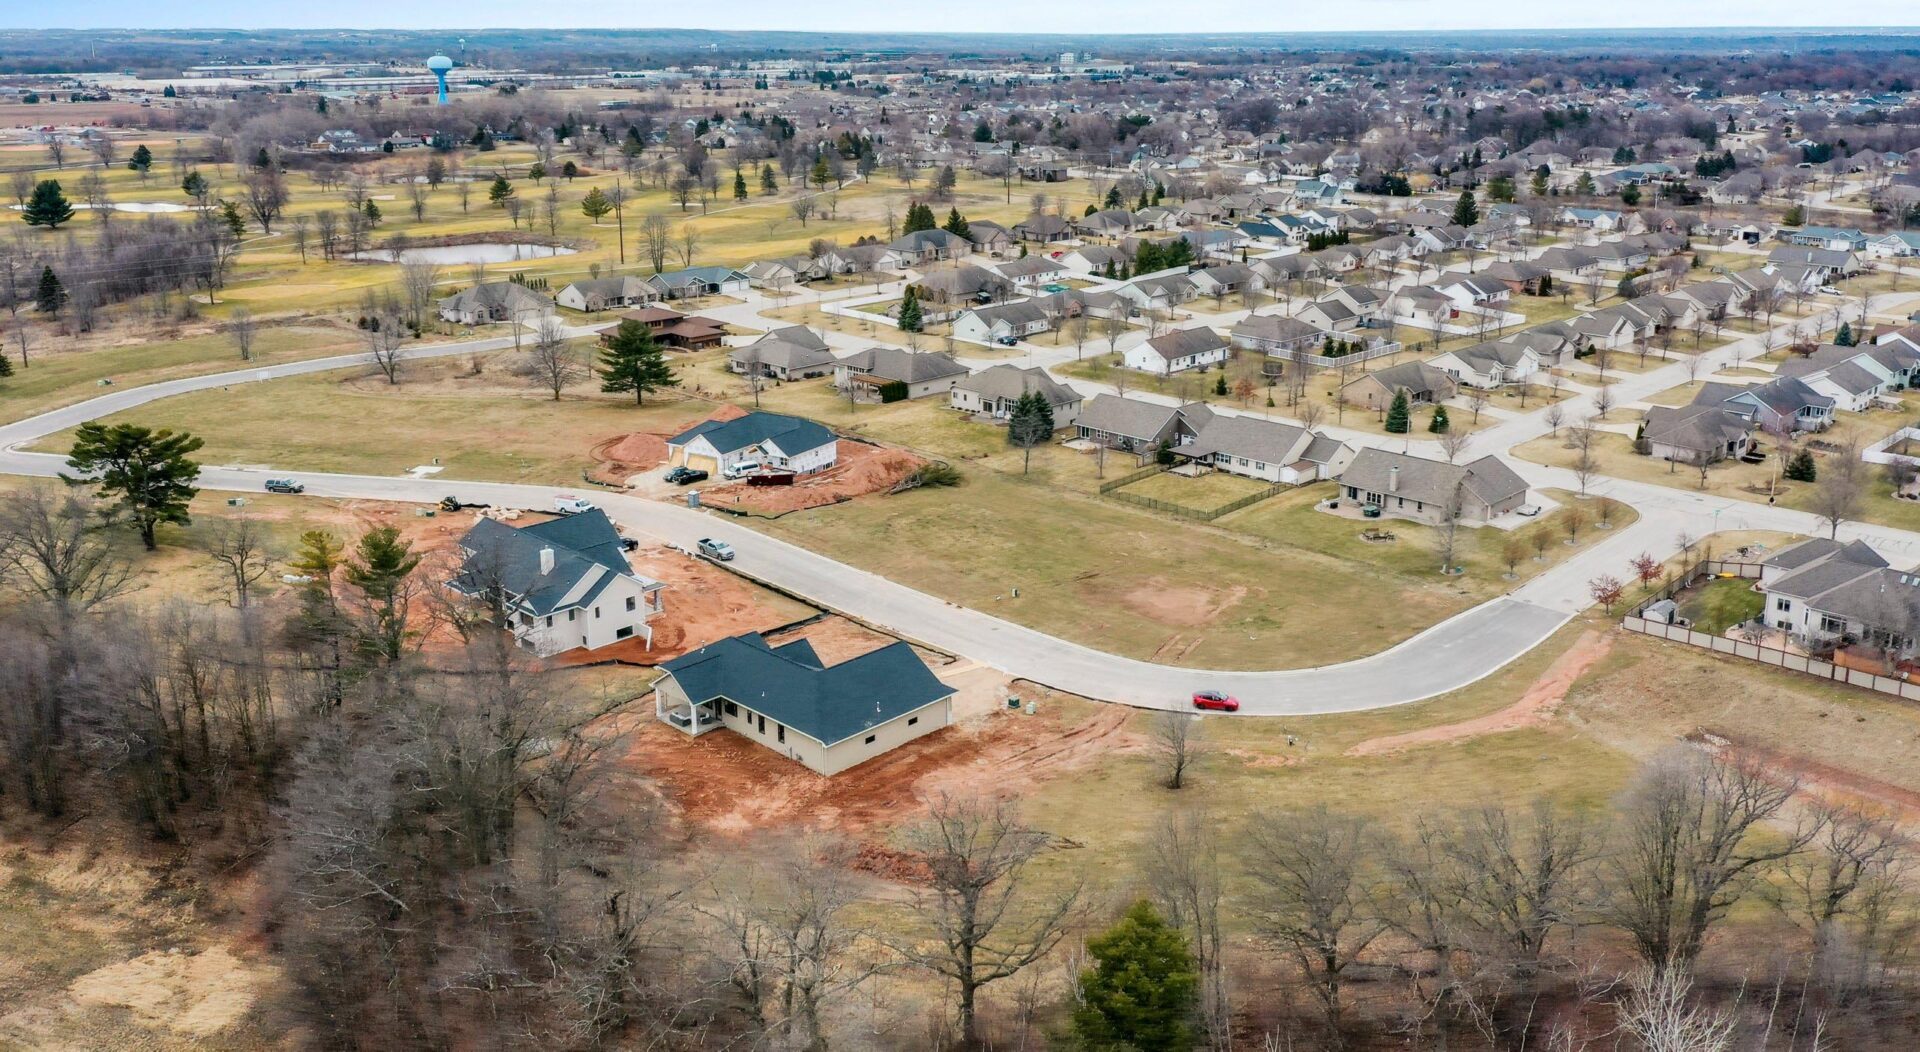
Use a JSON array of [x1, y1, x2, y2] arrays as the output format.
[[725, 701, 738, 717], [777, 725, 786, 744], [544, 616, 552, 628], [626, 597, 637, 612], [864, 734, 877, 745], [568, 610, 576, 622], [594, 607, 601, 618], [1775, 598, 1791, 612], [1820, 615, 1847, 634], [908, 716, 919, 727], [758, 715, 766, 734]]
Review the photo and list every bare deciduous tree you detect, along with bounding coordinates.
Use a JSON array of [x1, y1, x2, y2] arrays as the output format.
[[204, 515, 275, 609], [1152, 709, 1206, 789], [1145, 808, 1231, 1050], [895, 793, 1084, 1048], [1603, 747, 1816, 972], [1246, 805, 1385, 1048], [522, 318, 582, 400], [229, 306, 257, 361]]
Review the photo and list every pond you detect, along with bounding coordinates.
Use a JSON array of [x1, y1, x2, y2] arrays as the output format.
[[348, 243, 578, 265]]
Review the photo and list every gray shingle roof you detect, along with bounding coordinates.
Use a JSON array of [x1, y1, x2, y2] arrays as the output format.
[[835, 347, 969, 384], [1339, 449, 1527, 509], [667, 411, 835, 458], [660, 632, 955, 747], [453, 509, 660, 617]]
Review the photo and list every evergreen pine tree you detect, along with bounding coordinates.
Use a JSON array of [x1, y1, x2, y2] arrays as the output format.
[[580, 187, 613, 222], [1213, 372, 1229, 396], [35, 265, 65, 314], [1835, 322, 1855, 346], [809, 153, 831, 188], [21, 180, 74, 228], [181, 170, 208, 202], [760, 164, 778, 194], [897, 286, 923, 332], [489, 175, 515, 205], [942, 207, 970, 239], [1451, 189, 1480, 227], [1071, 901, 1198, 1052], [221, 200, 245, 238], [733, 168, 748, 201], [1429, 404, 1452, 433], [128, 144, 153, 172], [362, 199, 381, 225], [598, 321, 679, 405], [1785, 448, 1818, 482], [1385, 389, 1412, 433], [253, 147, 272, 169], [0, 349, 13, 378]]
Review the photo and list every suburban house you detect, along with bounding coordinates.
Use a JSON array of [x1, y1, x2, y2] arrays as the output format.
[[1481, 259, 1551, 295], [1696, 378, 1836, 434], [654, 632, 956, 776], [1340, 361, 1458, 412], [1076, 395, 1215, 453], [1389, 286, 1458, 329], [1012, 213, 1074, 243], [665, 412, 838, 475], [995, 255, 1069, 289], [556, 275, 658, 312], [913, 264, 1013, 308], [1766, 247, 1859, 282], [1231, 313, 1325, 356], [950, 364, 1083, 429], [949, 300, 1055, 345], [833, 347, 969, 400], [436, 282, 555, 325], [1775, 350, 1894, 413], [449, 509, 665, 656], [1113, 274, 1199, 313], [1181, 415, 1354, 484], [887, 229, 972, 266], [727, 326, 837, 381], [1641, 404, 1755, 465], [1336, 449, 1530, 527], [1760, 539, 1918, 651], [1427, 341, 1541, 389], [648, 266, 752, 300], [1124, 326, 1230, 375], [965, 220, 1016, 257]]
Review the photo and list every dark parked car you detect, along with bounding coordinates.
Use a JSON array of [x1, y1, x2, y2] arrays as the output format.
[[264, 478, 305, 494], [665, 466, 709, 485], [1191, 690, 1240, 713]]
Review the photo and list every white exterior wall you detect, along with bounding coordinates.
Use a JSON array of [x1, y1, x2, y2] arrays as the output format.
[[511, 575, 662, 654], [670, 687, 954, 776]]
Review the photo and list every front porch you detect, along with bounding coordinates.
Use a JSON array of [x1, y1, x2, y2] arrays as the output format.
[[657, 692, 725, 735]]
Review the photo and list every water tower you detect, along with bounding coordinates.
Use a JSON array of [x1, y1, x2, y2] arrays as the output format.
[[427, 54, 454, 105]]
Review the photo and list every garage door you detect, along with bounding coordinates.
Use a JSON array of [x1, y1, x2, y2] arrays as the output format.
[[679, 453, 719, 473]]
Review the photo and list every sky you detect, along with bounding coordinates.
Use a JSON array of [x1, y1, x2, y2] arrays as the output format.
[[12, 2, 1920, 34]]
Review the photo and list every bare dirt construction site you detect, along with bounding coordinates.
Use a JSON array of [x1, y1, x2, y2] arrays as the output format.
[[698, 441, 925, 517], [601, 614, 1142, 846], [587, 403, 750, 484]]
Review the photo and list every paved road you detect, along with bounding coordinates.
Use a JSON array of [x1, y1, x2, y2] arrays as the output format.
[[5, 257, 1917, 715], [0, 445, 1568, 714]]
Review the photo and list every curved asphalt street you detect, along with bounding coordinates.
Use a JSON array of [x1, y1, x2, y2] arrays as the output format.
[[5, 280, 1919, 714]]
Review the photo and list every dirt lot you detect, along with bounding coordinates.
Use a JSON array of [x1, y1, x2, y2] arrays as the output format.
[[699, 440, 924, 516], [588, 403, 750, 485], [1346, 630, 1615, 756], [607, 636, 1137, 840]]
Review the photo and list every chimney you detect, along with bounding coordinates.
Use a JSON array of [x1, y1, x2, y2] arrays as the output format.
[[538, 547, 555, 575], [1388, 465, 1400, 493]]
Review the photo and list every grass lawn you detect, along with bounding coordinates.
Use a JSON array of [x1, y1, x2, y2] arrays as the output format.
[[756, 468, 1503, 670], [1114, 469, 1272, 511], [1514, 412, 1920, 531], [1675, 577, 1766, 634], [29, 350, 719, 484], [0, 323, 372, 424]]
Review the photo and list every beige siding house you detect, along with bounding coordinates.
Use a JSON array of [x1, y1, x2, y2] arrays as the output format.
[[655, 633, 956, 776]]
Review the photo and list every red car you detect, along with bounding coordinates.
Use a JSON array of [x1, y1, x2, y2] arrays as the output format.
[[1191, 690, 1240, 713]]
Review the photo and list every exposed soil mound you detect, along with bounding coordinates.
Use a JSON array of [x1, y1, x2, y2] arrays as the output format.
[[703, 443, 925, 516]]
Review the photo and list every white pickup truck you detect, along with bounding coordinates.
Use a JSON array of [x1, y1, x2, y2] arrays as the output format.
[[553, 495, 598, 515]]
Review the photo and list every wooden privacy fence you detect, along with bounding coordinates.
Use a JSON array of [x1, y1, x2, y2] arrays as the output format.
[[1621, 559, 1920, 702]]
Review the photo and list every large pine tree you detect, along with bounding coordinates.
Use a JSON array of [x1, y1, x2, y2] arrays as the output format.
[[1071, 901, 1198, 1052], [21, 179, 74, 228], [1006, 389, 1055, 474], [598, 321, 678, 405], [896, 286, 923, 332], [34, 265, 66, 314], [1384, 389, 1412, 434], [1450, 188, 1480, 228]]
